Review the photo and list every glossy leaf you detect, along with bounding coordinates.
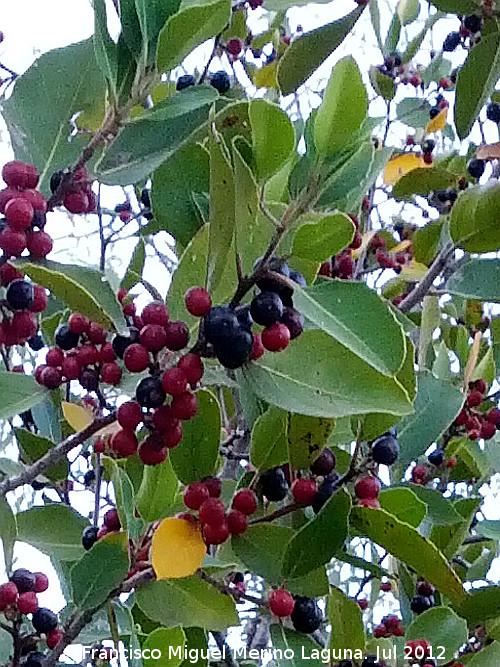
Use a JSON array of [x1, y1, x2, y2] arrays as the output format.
[[379, 488, 426, 527], [455, 586, 500, 625], [287, 413, 335, 469], [250, 99, 294, 181], [405, 607, 467, 664], [410, 486, 464, 526], [15, 428, 68, 483], [397, 0, 419, 25], [93, 0, 117, 97], [447, 259, 500, 302], [292, 213, 355, 263], [143, 627, 186, 667], [0, 499, 16, 573], [450, 182, 500, 252], [392, 167, 456, 201], [328, 587, 365, 655], [0, 373, 47, 421], [270, 625, 323, 667], [250, 407, 288, 470], [369, 66, 396, 100], [151, 517, 206, 579], [136, 458, 179, 522]]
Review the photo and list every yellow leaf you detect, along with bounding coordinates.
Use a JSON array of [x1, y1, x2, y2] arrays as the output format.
[[253, 61, 278, 89], [425, 107, 448, 134], [390, 240, 412, 254], [152, 517, 206, 579], [62, 402, 94, 432], [400, 260, 429, 281], [383, 153, 431, 185]]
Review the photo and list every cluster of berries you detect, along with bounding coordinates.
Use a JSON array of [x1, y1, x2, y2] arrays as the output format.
[[410, 580, 435, 615], [319, 214, 362, 280], [176, 71, 231, 94], [35, 314, 121, 390], [374, 234, 412, 273], [182, 481, 257, 545], [428, 187, 457, 215], [0, 272, 47, 347], [50, 165, 96, 214], [404, 637, 455, 667], [373, 613, 404, 638], [455, 378, 500, 441], [375, 52, 424, 88], [428, 93, 450, 121], [0, 161, 53, 259], [114, 200, 133, 223], [269, 590, 323, 634], [0, 568, 61, 656], [202, 262, 305, 369], [82, 508, 121, 550], [443, 14, 483, 52]]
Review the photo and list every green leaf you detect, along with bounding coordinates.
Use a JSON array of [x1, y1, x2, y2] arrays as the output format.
[[169, 390, 221, 484], [384, 12, 401, 54], [455, 586, 500, 625], [282, 488, 351, 578], [393, 372, 464, 472], [136, 457, 179, 521], [292, 213, 354, 263], [151, 144, 209, 247], [369, 0, 384, 51], [472, 347, 495, 385], [250, 407, 288, 470], [250, 99, 294, 181], [428, 0, 476, 11], [379, 488, 426, 527], [18, 260, 125, 332], [431, 497, 482, 559], [475, 520, 500, 540], [16, 504, 88, 561], [156, 0, 231, 72], [96, 87, 218, 185], [0, 499, 16, 573], [455, 33, 500, 139], [277, 6, 365, 96], [241, 331, 413, 418], [121, 238, 146, 291], [351, 506, 465, 604], [397, 0, 419, 25], [136, 0, 182, 61], [447, 259, 500, 302], [15, 428, 68, 483], [143, 627, 186, 667], [392, 168, 457, 201], [119, 0, 144, 58], [409, 486, 464, 526], [3, 39, 106, 194], [233, 139, 260, 276], [293, 281, 406, 376], [413, 220, 443, 265], [93, 0, 118, 97], [137, 576, 238, 630], [328, 587, 365, 655], [369, 66, 396, 100], [315, 57, 368, 155], [207, 135, 235, 292], [71, 532, 130, 611], [0, 373, 47, 421], [107, 461, 143, 540], [270, 625, 323, 667], [406, 607, 467, 664], [450, 182, 500, 252], [402, 11, 441, 63], [287, 413, 335, 469], [465, 642, 500, 666], [396, 97, 432, 127]]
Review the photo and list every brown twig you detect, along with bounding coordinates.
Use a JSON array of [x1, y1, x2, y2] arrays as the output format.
[[398, 242, 455, 313], [249, 502, 301, 525]]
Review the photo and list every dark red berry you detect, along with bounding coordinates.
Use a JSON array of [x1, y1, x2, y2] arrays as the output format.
[[26, 231, 53, 258], [104, 508, 121, 531], [475, 379, 487, 394], [269, 589, 295, 617], [178, 353, 204, 384], [232, 488, 258, 515], [68, 313, 89, 335], [141, 301, 169, 326], [310, 448, 336, 476], [123, 343, 150, 372], [0, 228, 27, 256], [203, 521, 229, 545], [416, 581, 435, 597], [40, 366, 63, 389], [111, 429, 138, 457], [203, 477, 222, 498], [46, 347, 64, 367], [467, 390, 483, 407], [77, 344, 99, 366], [227, 509, 248, 535], [100, 362, 122, 385], [31, 285, 48, 312], [185, 287, 212, 317], [117, 401, 143, 431], [171, 392, 198, 420], [140, 324, 167, 352], [354, 476, 381, 500], [138, 439, 167, 465], [165, 321, 189, 350], [480, 421, 496, 439], [34, 573, 49, 593], [64, 191, 89, 214], [262, 323, 290, 352], [380, 582, 392, 592], [0, 582, 18, 610], [184, 482, 210, 510], [251, 333, 265, 360], [88, 322, 107, 344], [199, 498, 226, 526], [292, 478, 318, 505], [46, 628, 63, 649], [487, 407, 500, 424], [17, 591, 39, 615], [5, 197, 34, 231], [61, 356, 80, 380], [162, 367, 188, 396]]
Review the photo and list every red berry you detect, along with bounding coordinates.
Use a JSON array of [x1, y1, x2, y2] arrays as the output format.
[[455, 409, 468, 426], [416, 581, 435, 596], [336, 253, 354, 277], [227, 509, 248, 535], [262, 323, 290, 352], [480, 421, 496, 439], [357, 599, 368, 610], [380, 582, 392, 592], [140, 324, 167, 352], [199, 498, 226, 526], [31, 285, 48, 312], [185, 287, 212, 317], [410, 75, 421, 87], [232, 488, 258, 516], [77, 344, 99, 366], [475, 379, 487, 394], [162, 367, 188, 396], [63, 191, 89, 214], [104, 508, 121, 531], [20, 189, 46, 213], [165, 422, 183, 448], [138, 439, 167, 465], [117, 401, 143, 431], [467, 390, 483, 407], [226, 38, 243, 57], [446, 456, 458, 468], [0, 263, 23, 286], [359, 497, 380, 508], [2, 161, 30, 188], [87, 322, 107, 344], [439, 77, 451, 89], [178, 353, 204, 385], [141, 301, 169, 327], [101, 362, 122, 385], [34, 573, 49, 593], [35, 365, 47, 384], [251, 333, 265, 360], [17, 591, 38, 615], [122, 302, 136, 317], [467, 415, 481, 431], [269, 589, 295, 617], [0, 582, 18, 610], [111, 429, 138, 457], [13, 311, 37, 340], [46, 628, 63, 650], [68, 313, 89, 335], [412, 464, 428, 485], [61, 356, 80, 380], [0, 187, 19, 213], [152, 404, 179, 432], [422, 152, 433, 165], [171, 392, 198, 420], [354, 476, 381, 500], [117, 288, 128, 303], [96, 526, 109, 540], [123, 343, 150, 372], [46, 347, 64, 367], [291, 478, 318, 505], [0, 228, 27, 256], [374, 624, 387, 638], [164, 321, 189, 350], [487, 407, 500, 424], [5, 197, 34, 231], [184, 482, 210, 510], [100, 342, 116, 363], [203, 521, 229, 545], [469, 429, 480, 441], [203, 477, 222, 498], [94, 438, 105, 454], [119, 210, 131, 222]]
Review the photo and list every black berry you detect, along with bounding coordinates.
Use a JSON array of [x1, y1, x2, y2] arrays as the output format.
[[463, 14, 482, 33], [215, 329, 253, 369], [32, 607, 58, 634], [235, 304, 253, 331], [443, 31, 461, 52], [26, 652, 46, 667], [487, 102, 500, 123], [428, 449, 445, 466], [250, 291, 284, 327], [291, 597, 322, 633], [371, 434, 400, 465], [140, 188, 151, 209], [10, 568, 36, 593], [203, 306, 240, 346], [82, 525, 99, 550], [361, 657, 382, 667], [79, 368, 99, 392], [410, 594, 433, 614], [312, 473, 340, 514], [112, 327, 140, 359], [280, 307, 304, 340], [260, 467, 289, 502], [49, 169, 64, 194], [54, 323, 79, 351], [255, 257, 290, 295], [429, 107, 439, 119], [210, 71, 230, 94], [177, 74, 196, 90], [289, 269, 306, 287], [6, 279, 34, 310], [467, 158, 485, 179], [83, 470, 96, 486], [136, 376, 166, 408], [421, 139, 435, 154], [310, 448, 336, 476], [28, 334, 44, 351]]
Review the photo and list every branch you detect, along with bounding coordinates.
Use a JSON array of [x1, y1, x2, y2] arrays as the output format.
[[249, 502, 301, 525], [398, 242, 455, 313], [0, 414, 116, 498], [212, 632, 238, 667]]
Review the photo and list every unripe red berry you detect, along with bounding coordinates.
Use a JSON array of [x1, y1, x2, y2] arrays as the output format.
[[152, 404, 179, 432], [185, 287, 212, 317], [0, 582, 18, 610], [0, 228, 27, 256], [469, 429, 480, 441], [455, 409, 468, 425], [111, 429, 138, 457], [77, 344, 99, 366], [355, 476, 381, 499], [164, 321, 189, 350], [40, 366, 63, 389], [5, 197, 34, 231], [100, 362, 122, 385], [291, 478, 318, 505], [46, 347, 64, 367], [475, 378, 487, 394], [269, 589, 295, 617], [0, 263, 24, 286], [20, 189, 46, 213], [232, 488, 258, 515], [357, 599, 368, 610], [87, 322, 107, 344], [26, 230, 53, 259], [117, 288, 128, 302], [374, 623, 387, 638], [184, 482, 210, 510], [94, 438, 105, 454], [138, 439, 167, 465], [13, 311, 38, 340], [488, 407, 500, 424], [227, 509, 248, 535], [17, 591, 39, 615], [31, 285, 48, 312], [251, 333, 265, 360], [380, 582, 392, 592], [178, 353, 204, 384], [203, 477, 222, 498], [123, 343, 150, 372], [412, 464, 428, 485], [165, 422, 183, 448], [262, 323, 290, 352], [117, 401, 143, 431], [446, 456, 457, 468], [46, 628, 63, 650], [122, 302, 136, 317], [68, 313, 89, 335], [480, 420, 496, 439], [162, 367, 188, 396], [140, 324, 167, 351], [467, 390, 483, 407], [226, 38, 243, 57], [199, 497, 226, 526], [171, 392, 198, 420], [61, 356, 80, 380], [203, 521, 229, 545], [100, 342, 116, 363], [63, 191, 89, 214], [34, 573, 49, 593], [2, 161, 30, 188], [410, 75, 421, 87], [104, 508, 121, 531], [141, 301, 169, 327], [439, 77, 451, 89], [422, 152, 433, 165]]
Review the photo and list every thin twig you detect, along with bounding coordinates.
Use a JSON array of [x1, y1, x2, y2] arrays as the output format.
[[398, 242, 455, 313]]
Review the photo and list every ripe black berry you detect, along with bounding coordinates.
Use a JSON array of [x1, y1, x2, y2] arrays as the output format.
[[79, 368, 99, 392], [82, 525, 99, 550], [428, 449, 445, 466], [177, 74, 196, 90], [463, 14, 482, 33], [135, 376, 166, 408], [83, 469, 96, 486], [255, 257, 290, 294], [371, 434, 400, 465], [361, 657, 382, 667], [49, 169, 64, 194], [6, 279, 34, 310], [215, 329, 253, 369], [410, 594, 433, 614], [32, 607, 58, 634], [312, 473, 340, 514], [26, 652, 46, 667], [467, 158, 485, 179], [112, 327, 140, 359], [54, 323, 79, 351], [203, 306, 239, 345], [289, 269, 306, 287], [140, 188, 151, 208], [310, 448, 336, 476], [235, 304, 253, 331], [429, 107, 439, 119], [260, 467, 289, 502], [250, 291, 284, 327], [10, 568, 36, 593], [487, 102, 500, 123], [28, 334, 44, 351], [443, 31, 461, 52], [280, 307, 304, 339], [210, 71, 230, 94], [421, 139, 435, 154], [291, 597, 322, 633]]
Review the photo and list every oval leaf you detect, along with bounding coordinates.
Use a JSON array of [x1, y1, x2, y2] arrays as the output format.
[[151, 517, 206, 579]]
